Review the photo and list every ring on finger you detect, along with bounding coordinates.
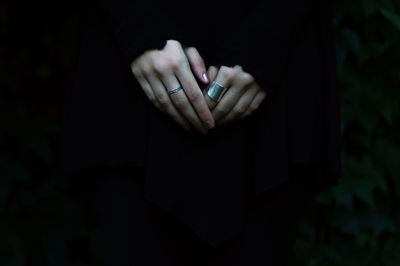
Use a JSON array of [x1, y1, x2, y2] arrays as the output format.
[[206, 81, 228, 102], [168, 86, 183, 95]]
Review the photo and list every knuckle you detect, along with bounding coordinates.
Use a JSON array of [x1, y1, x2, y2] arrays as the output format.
[[214, 107, 227, 118], [166, 39, 181, 47], [157, 95, 170, 106], [169, 56, 186, 71], [185, 46, 197, 53], [234, 64, 243, 70], [147, 51, 158, 62], [153, 60, 169, 74], [233, 105, 247, 115], [221, 66, 235, 81], [241, 73, 254, 84], [131, 67, 143, 78], [141, 66, 152, 76], [220, 65, 230, 72]]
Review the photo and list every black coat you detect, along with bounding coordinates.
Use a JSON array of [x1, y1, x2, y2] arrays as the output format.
[[56, 0, 342, 248]]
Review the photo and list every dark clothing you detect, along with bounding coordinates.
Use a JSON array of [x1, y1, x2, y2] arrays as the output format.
[[55, 0, 341, 248], [91, 165, 312, 266]]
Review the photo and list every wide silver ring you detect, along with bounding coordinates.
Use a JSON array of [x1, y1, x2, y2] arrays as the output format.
[[168, 86, 182, 95], [206, 81, 228, 102]]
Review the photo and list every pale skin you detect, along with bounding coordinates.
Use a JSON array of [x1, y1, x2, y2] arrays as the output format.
[[130, 39, 268, 134]]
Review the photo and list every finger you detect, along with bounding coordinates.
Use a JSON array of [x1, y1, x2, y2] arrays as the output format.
[[175, 66, 215, 129], [147, 74, 193, 131], [184, 47, 209, 84], [160, 73, 209, 134], [201, 65, 218, 93], [234, 65, 243, 71], [211, 67, 251, 121], [204, 66, 234, 111], [216, 84, 259, 126], [239, 88, 268, 120], [207, 66, 219, 82], [203, 66, 219, 109]]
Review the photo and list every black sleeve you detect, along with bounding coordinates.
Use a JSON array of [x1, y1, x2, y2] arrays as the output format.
[[209, 0, 320, 93], [97, 0, 193, 66]]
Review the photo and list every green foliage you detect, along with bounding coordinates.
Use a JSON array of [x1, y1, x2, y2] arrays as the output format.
[[293, 0, 400, 265], [0, 0, 399, 265]]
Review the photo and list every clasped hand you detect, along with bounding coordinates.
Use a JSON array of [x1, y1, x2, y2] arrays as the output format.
[[130, 40, 267, 134]]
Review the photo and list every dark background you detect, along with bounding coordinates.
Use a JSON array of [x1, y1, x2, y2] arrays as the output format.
[[1, 0, 400, 265]]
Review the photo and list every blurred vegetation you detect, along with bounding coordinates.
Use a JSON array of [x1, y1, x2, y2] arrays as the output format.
[[1, 0, 399, 265], [294, 0, 400, 265]]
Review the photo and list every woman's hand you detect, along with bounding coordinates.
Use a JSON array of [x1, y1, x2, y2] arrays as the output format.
[[130, 40, 214, 134], [204, 65, 268, 126]]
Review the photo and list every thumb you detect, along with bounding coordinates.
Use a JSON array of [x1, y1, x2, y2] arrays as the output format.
[[184, 47, 209, 84]]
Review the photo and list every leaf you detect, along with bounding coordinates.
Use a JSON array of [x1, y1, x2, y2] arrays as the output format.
[[359, 208, 389, 237], [341, 155, 388, 208], [327, 206, 359, 235], [370, 212, 389, 236], [380, 8, 400, 32], [341, 28, 360, 55], [333, 186, 354, 209]]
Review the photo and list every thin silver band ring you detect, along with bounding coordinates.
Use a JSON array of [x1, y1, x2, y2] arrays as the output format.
[[167, 86, 182, 95]]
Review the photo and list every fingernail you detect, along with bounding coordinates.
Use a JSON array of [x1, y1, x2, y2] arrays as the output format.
[[202, 72, 209, 83]]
